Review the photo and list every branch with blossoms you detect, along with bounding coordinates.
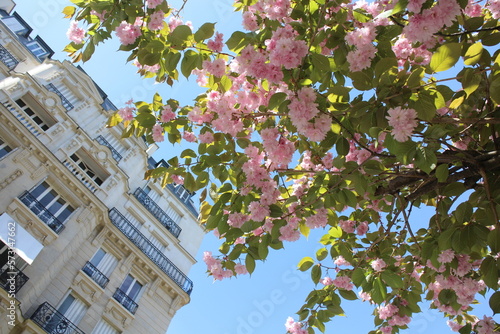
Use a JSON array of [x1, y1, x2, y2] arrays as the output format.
[[63, 0, 500, 333]]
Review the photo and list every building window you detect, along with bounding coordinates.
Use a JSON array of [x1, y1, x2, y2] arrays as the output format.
[[20, 181, 75, 234], [0, 137, 13, 159], [43, 293, 88, 332], [15, 98, 55, 131], [25, 39, 49, 60], [70, 153, 104, 186], [82, 248, 117, 289], [91, 319, 119, 334], [30, 181, 75, 223], [113, 274, 142, 314], [119, 274, 143, 302]]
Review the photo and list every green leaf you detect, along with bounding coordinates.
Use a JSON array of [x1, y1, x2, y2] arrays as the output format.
[[168, 25, 192, 49], [311, 53, 331, 72], [351, 268, 365, 287], [350, 71, 373, 91], [435, 164, 449, 183], [489, 291, 500, 315], [481, 256, 499, 289], [316, 248, 328, 261], [181, 50, 200, 79], [339, 289, 358, 300], [438, 289, 457, 305], [180, 149, 197, 158], [429, 43, 461, 73], [165, 51, 181, 73], [311, 265, 322, 284], [490, 76, 500, 105], [226, 31, 248, 52], [488, 228, 500, 253], [268, 92, 287, 109], [82, 41, 95, 62], [194, 22, 215, 42], [381, 271, 404, 289], [298, 257, 315, 271], [245, 254, 256, 274], [183, 172, 196, 191], [371, 276, 387, 304], [463, 42, 483, 66], [461, 68, 481, 97], [269, 204, 283, 218], [62, 6, 76, 18]]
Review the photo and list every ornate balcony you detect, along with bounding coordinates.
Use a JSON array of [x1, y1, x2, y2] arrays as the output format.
[[19, 191, 65, 234], [113, 288, 138, 315], [0, 264, 29, 293], [82, 262, 109, 289], [96, 135, 122, 163], [0, 44, 18, 70], [30, 302, 84, 334], [2, 101, 43, 137], [133, 188, 181, 238], [45, 83, 73, 111], [63, 158, 99, 193], [108, 208, 193, 295]]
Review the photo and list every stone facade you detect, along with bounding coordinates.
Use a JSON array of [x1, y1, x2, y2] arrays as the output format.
[[0, 2, 205, 333]]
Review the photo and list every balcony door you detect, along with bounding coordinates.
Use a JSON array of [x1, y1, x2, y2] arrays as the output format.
[[119, 274, 143, 302], [89, 248, 117, 278], [45, 294, 87, 333], [30, 181, 75, 223]]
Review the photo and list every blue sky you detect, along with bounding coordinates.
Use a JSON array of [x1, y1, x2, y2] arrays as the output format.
[[9, 1, 498, 333]]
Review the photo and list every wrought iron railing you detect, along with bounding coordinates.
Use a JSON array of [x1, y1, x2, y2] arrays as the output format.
[[0, 44, 18, 70], [96, 135, 122, 163], [19, 191, 65, 234], [133, 188, 181, 238], [30, 302, 85, 334], [45, 83, 74, 111], [113, 288, 138, 314], [82, 262, 109, 289], [108, 208, 193, 295], [0, 264, 29, 293]]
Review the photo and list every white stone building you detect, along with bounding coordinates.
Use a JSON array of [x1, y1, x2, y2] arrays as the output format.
[[0, 1, 205, 333]]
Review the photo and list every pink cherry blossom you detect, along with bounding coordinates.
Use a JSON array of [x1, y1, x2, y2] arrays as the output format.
[[115, 21, 142, 45], [171, 174, 184, 185], [356, 221, 369, 235], [146, 0, 163, 8], [147, 10, 165, 30], [207, 32, 224, 52], [386, 107, 418, 142], [377, 303, 398, 320], [66, 21, 85, 44], [235, 263, 249, 275], [371, 258, 387, 271], [285, 317, 307, 334], [437, 249, 455, 264], [151, 124, 164, 142], [182, 131, 197, 142], [118, 106, 134, 121], [198, 132, 214, 144], [160, 105, 176, 122], [380, 326, 393, 334], [488, 0, 500, 19], [332, 276, 354, 290], [320, 277, 334, 286]]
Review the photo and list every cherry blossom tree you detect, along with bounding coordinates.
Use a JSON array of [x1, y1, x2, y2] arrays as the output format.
[[63, 0, 500, 333]]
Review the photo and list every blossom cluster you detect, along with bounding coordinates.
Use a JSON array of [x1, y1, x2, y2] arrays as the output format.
[[203, 251, 248, 280]]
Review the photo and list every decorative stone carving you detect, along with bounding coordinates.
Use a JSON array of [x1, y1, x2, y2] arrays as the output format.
[[72, 271, 103, 304], [0, 169, 22, 191]]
